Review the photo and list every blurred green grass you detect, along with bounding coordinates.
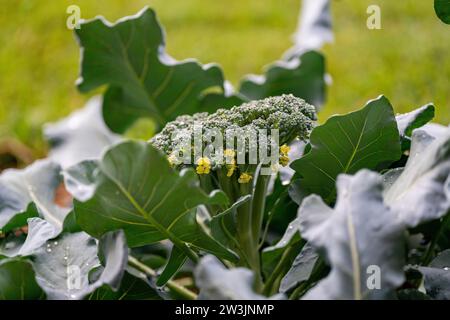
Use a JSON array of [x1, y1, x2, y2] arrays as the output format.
[[0, 0, 449, 157]]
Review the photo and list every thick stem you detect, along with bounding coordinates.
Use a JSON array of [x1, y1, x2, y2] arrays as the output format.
[[235, 181, 263, 291], [216, 167, 236, 203], [236, 181, 255, 266], [199, 173, 221, 215], [251, 173, 269, 245], [128, 255, 197, 300]]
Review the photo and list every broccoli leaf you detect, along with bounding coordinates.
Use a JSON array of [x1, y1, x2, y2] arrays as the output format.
[[67, 141, 237, 262], [32, 230, 127, 300], [435, 0, 450, 24], [279, 243, 319, 293], [261, 216, 304, 277], [419, 249, 450, 299], [87, 270, 162, 300], [0, 160, 70, 233], [75, 7, 229, 133], [396, 103, 435, 150], [75, 8, 327, 133], [291, 95, 401, 201], [396, 104, 435, 138], [1, 218, 59, 257], [239, 51, 326, 108], [44, 96, 122, 169], [156, 246, 186, 287], [0, 258, 45, 299], [384, 127, 450, 227], [194, 255, 283, 300], [299, 170, 406, 300], [285, 0, 333, 56]]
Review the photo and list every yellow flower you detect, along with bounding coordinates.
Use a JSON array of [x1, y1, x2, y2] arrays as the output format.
[[196, 157, 211, 175], [223, 149, 237, 177], [238, 172, 252, 184], [280, 144, 291, 155], [279, 155, 290, 167], [226, 160, 237, 177], [224, 149, 236, 158]]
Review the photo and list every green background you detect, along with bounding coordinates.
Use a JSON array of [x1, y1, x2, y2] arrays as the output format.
[[1, 0, 449, 158]]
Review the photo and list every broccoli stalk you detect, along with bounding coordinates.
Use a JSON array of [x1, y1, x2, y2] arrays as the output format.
[[150, 94, 316, 291]]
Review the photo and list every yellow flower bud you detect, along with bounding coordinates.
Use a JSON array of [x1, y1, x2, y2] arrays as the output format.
[[224, 149, 236, 158], [280, 144, 291, 155], [196, 157, 211, 175], [226, 161, 237, 177], [238, 172, 252, 184], [279, 155, 290, 167]]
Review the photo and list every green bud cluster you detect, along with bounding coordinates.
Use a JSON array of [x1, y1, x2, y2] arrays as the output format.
[[150, 94, 317, 159]]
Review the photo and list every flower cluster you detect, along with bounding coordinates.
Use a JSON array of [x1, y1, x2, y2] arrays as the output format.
[[150, 94, 316, 183]]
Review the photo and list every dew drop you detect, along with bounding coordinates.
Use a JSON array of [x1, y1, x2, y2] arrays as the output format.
[[53, 241, 58, 246], [46, 248, 52, 253], [444, 267, 449, 271], [288, 225, 293, 230]]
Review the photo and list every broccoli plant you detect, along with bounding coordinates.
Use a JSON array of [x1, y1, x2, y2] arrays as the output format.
[[149, 95, 316, 289], [1, 5, 450, 301]]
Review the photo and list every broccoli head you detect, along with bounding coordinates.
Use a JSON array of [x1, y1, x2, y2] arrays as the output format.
[[150, 94, 316, 179]]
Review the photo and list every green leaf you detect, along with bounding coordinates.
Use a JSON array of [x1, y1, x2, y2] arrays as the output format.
[[384, 128, 450, 227], [299, 170, 406, 300], [88, 271, 162, 300], [261, 216, 306, 277], [264, 173, 300, 237], [32, 230, 128, 300], [279, 244, 319, 293], [419, 249, 450, 299], [291, 95, 401, 201], [0, 258, 45, 299], [2, 218, 59, 257], [396, 104, 435, 138], [67, 141, 237, 262], [0, 203, 38, 235], [284, 0, 333, 55], [397, 289, 431, 300], [194, 255, 283, 300], [239, 51, 326, 108], [288, 178, 309, 206], [75, 7, 229, 132], [435, 0, 450, 24], [44, 96, 122, 169], [156, 246, 186, 287], [0, 160, 70, 233], [208, 195, 251, 248], [396, 104, 435, 150]]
